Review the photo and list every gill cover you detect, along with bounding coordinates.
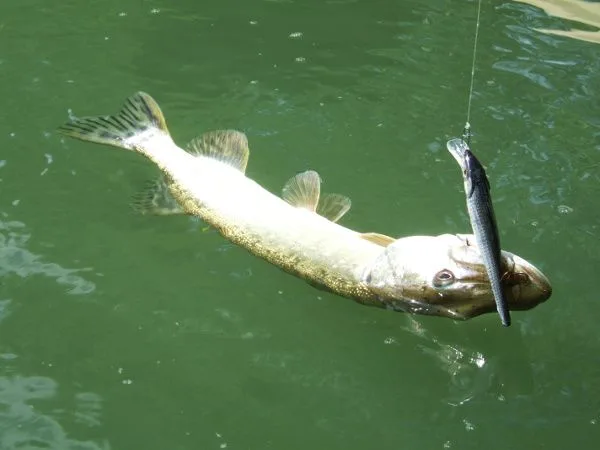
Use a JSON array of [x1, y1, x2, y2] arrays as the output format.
[[363, 235, 466, 318]]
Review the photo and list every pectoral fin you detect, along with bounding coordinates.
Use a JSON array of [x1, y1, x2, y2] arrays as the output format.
[[360, 232, 396, 247], [187, 130, 249, 173], [130, 176, 186, 216], [282, 170, 321, 212]]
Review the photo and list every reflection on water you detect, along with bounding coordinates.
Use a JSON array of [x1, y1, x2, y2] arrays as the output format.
[[394, 317, 535, 407], [0, 299, 10, 325], [514, 0, 600, 44], [0, 215, 103, 447], [0, 217, 95, 295], [400, 318, 491, 406], [0, 376, 108, 449]]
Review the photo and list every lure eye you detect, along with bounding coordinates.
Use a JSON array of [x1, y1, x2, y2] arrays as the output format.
[[434, 269, 455, 287]]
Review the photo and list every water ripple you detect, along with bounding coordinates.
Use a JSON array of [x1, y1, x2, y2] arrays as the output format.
[[0, 375, 108, 449], [0, 218, 95, 295], [493, 59, 554, 90]]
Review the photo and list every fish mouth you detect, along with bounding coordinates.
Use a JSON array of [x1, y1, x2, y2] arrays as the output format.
[[503, 253, 552, 310], [364, 233, 551, 321], [443, 251, 552, 319]]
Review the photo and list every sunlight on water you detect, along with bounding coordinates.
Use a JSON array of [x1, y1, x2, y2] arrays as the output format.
[[513, 0, 600, 44], [0, 217, 95, 295], [1, 0, 599, 448], [0, 376, 108, 449], [398, 317, 497, 407]]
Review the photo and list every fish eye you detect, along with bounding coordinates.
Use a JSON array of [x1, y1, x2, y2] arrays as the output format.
[[433, 269, 455, 287]]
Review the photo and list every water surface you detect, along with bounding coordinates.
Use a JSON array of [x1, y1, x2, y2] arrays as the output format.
[[1, 0, 599, 448]]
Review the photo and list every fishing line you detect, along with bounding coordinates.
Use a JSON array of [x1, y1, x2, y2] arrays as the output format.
[[463, 0, 484, 144]]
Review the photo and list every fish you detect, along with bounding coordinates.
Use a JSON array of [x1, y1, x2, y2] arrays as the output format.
[[446, 138, 512, 326], [57, 92, 551, 321]]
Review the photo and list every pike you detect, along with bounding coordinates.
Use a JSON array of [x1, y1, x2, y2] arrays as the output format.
[[446, 138, 511, 326], [58, 92, 551, 320]]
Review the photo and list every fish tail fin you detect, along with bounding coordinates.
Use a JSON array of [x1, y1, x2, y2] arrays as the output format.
[[57, 92, 171, 151]]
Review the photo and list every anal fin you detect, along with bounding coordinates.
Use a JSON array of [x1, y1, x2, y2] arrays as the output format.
[[187, 130, 249, 173], [360, 232, 396, 247]]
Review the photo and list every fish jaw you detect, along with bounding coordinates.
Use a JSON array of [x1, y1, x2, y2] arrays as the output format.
[[502, 252, 552, 311], [362, 234, 551, 320]]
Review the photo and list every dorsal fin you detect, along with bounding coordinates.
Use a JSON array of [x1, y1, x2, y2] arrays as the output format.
[[317, 193, 351, 223], [187, 130, 249, 173], [130, 175, 186, 216], [360, 232, 396, 247], [282, 170, 321, 212]]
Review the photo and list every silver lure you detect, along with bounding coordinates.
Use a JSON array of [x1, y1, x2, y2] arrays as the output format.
[[446, 138, 511, 326]]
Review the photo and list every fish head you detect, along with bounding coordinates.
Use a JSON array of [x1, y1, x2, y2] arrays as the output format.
[[363, 233, 551, 320]]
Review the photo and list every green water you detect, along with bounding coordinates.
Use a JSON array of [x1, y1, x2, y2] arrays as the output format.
[[1, 0, 599, 448]]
